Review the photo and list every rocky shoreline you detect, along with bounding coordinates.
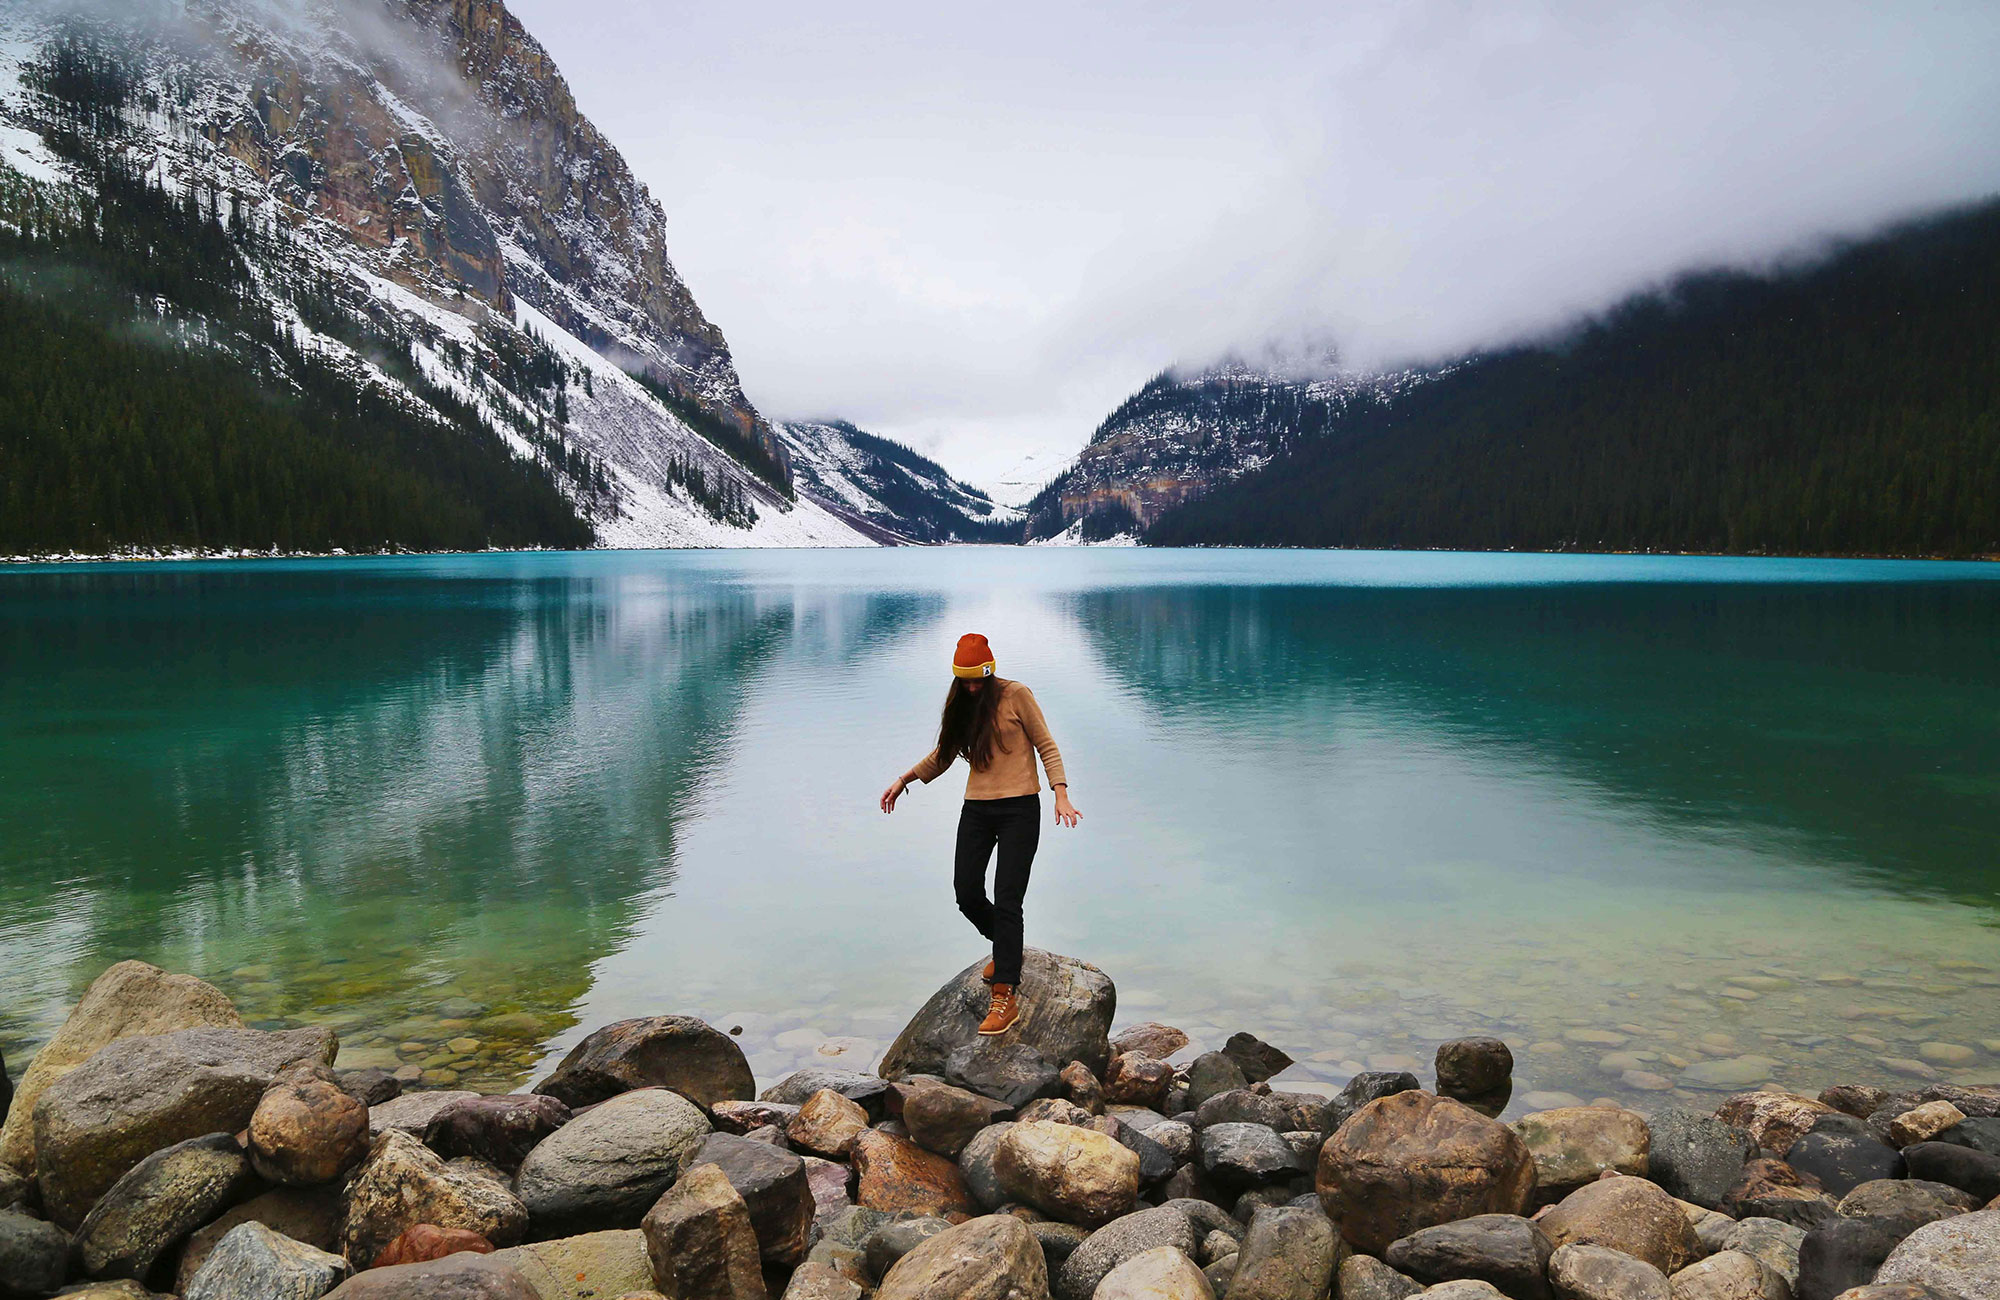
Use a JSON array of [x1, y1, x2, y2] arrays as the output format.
[[0, 952, 1996, 1300]]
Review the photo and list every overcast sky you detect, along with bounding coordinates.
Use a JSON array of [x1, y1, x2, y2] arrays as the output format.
[[507, 0, 2000, 495]]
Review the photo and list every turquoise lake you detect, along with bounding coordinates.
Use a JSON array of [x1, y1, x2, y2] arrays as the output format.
[[2, 548, 1998, 1113]]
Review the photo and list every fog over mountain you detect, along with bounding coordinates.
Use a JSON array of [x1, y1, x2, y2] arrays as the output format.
[[508, 0, 2000, 490]]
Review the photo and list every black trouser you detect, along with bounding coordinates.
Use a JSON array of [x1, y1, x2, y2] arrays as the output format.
[[954, 793, 1040, 987]]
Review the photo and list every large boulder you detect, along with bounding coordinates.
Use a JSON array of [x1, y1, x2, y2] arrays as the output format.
[[1837, 1179, 1980, 1228], [1226, 1204, 1343, 1300], [1053, 1205, 1197, 1300], [1546, 1242, 1670, 1300], [1872, 1207, 2000, 1300], [758, 1070, 892, 1120], [1325, 1071, 1422, 1131], [515, 1088, 711, 1238], [1197, 1123, 1313, 1191], [366, 1090, 480, 1139], [339, 1130, 528, 1265], [850, 1129, 979, 1219], [786, 1091, 870, 1160], [1715, 1094, 1838, 1154], [321, 1253, 538, 1299], [878, 950, 1115, 1081], [861, 1217, 954, 1280], [904, 1083, 1012, 1159], [874, 1214, 1048, 1300], [1899, 1143, 2000, 1203], [1537, 1177, 1700, 1276], [248, 1079, 371, 1186], [0, 1207, 69, 1298], [1797, 1216, 1916, 1300], [1103, 1056, 1175, 1110], [1094, 1245, 1213, 1299], [487, 1230, 652, 1300], [175, 1185, 344, 1292], [1723, 1218, 1807, 1288], [686, 1132, 815, 1267], [534, 1017, 753, 1111], [640, 1163, 768, 1300], [1339, 1253, 1425, 1300], [1183, 1053, 1250, 1113], [31, 1025, 335, 1228], [1386, 1214, 1551, 1300], [1785, 1131, 1904, 1199], [1723, 1159, 1840, 1229], [1664, 1250, 1789, 1300], [959, 1122, 1018, 1212], [993, 1120, 1139, 1228], [0, 961, 243, 1178], [1646, 1111, 1757, 1211], [1316, 1091, 1535, 1255], [72, 1132, 258, 1281], [182, 1222, 352, 1300], [1111, 1024, 1189, 1061], [945, 1042, 1063, 1110], [422, 1095, 571, 1170], [1512, 1108, 1649, 1200]]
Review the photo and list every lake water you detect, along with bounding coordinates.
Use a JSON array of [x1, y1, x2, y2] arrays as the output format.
[[3, 548, 1998, 1114]]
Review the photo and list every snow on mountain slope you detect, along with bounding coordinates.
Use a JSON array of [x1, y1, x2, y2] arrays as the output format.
[[778, 419, 1023, 544], [1023, 358, 1440, 541], [0, 0, 879, 550]]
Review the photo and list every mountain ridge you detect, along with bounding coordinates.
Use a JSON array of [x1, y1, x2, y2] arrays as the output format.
[[0, 0, 898, 553]]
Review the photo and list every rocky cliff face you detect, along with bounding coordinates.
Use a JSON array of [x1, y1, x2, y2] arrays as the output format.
[[1024, 360, 1433, 541], [183, 0, 779, 467], [0, 0, 858, 547]]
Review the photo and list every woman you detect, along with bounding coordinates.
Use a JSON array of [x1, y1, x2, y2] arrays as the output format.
[[880, 632, 1080, 1035]]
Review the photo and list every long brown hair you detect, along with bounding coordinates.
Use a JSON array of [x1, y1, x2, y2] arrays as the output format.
[[935, 677, 1010, 770]]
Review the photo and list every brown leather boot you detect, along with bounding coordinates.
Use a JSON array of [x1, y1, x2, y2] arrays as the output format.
[[978, 983, 1020, 1035], [982, 957, 996, 983]]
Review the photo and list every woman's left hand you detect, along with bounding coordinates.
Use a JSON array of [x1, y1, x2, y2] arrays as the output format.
[[1053, 789, 1081, 828]]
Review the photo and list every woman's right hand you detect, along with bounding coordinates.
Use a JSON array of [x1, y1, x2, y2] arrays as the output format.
[[880, 778, 906, 813]]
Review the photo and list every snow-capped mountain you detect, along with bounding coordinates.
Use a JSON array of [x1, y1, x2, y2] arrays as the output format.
[[777, 420, 1022, 544], [1023, 358, 1437, 541], [0, 0, 885, 551]]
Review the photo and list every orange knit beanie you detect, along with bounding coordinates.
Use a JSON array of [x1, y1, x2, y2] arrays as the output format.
[[952, 633, 996, 679]]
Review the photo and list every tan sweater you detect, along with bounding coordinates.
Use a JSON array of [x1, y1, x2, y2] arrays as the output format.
[[903, 680, 1068, 800]]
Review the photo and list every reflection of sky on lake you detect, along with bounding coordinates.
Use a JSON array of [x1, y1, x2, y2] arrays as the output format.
[[2, 549, 1997, 1108]]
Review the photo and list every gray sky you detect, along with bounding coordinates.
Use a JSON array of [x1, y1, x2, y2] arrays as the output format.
[[508, 0, 2000, 494]]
